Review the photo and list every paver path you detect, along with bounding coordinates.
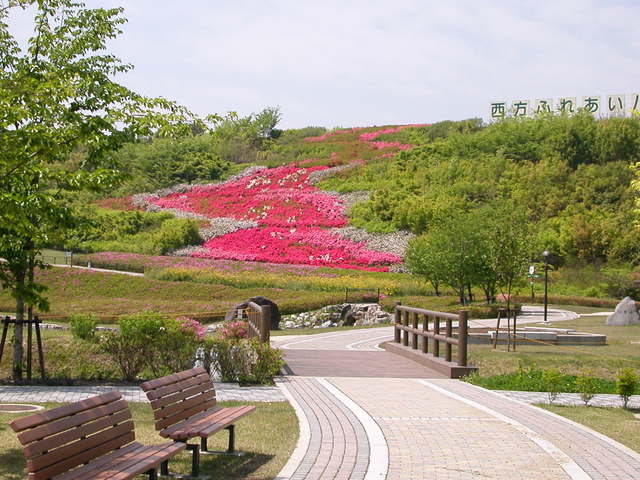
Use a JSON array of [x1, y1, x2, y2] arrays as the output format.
[[274, 306, 640, 480], [331, 377, 571, 480], [282, 349, 445, 378]]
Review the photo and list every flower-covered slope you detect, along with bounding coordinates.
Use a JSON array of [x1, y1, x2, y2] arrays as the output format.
[[138, 125, 425, 271]]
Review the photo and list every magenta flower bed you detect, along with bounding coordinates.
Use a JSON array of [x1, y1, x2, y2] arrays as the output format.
[[152, 165, 346, 227], [193, 227, 401, 271], [145, 125, 429, 271]]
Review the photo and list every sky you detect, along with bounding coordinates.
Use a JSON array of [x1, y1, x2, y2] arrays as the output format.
[[7, 1, 640, 129]]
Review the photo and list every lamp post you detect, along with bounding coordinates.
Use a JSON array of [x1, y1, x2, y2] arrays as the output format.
[[543, 250, 550, 323]]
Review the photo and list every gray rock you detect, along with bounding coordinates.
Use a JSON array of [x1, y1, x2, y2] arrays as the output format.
[[606, 297, 640, 326]]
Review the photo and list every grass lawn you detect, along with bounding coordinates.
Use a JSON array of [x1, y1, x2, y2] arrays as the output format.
[[537, 404, 640, 453], [0, 267, 343, 320], [468, 313, 640, 381], [0, 401, 297, 480]]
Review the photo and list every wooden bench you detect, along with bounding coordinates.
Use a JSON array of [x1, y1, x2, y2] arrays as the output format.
[[140, 366, 256, 478], [10, 390, 185, 480]]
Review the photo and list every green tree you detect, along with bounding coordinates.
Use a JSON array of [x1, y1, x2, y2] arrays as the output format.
[[405, 234, 442, 295], [0, 0, 199, 380], [482, 204, 533, 309], [406, 214, 488, 304]]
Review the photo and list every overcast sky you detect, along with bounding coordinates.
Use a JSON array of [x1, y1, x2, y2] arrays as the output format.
[[9, 1, 640, 129]]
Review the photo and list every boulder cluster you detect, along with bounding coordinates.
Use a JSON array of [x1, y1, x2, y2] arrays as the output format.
[[282, 303, 392, 329]]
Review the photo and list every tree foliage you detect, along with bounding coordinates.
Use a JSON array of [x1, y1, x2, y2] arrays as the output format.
[[0, 0, 200, 379], [344, 113, 640, 264], [405, 205, 533, 305]]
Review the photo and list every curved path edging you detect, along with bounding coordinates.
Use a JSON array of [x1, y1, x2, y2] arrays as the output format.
[[275, 376, 386, 480], [317, 378, 389, 480], [275, 379, 312, 480]]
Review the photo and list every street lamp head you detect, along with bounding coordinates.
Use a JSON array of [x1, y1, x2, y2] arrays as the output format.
[[542, 250, 550, 258]]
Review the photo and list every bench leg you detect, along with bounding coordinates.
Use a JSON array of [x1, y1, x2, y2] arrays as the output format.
[[159, 443, 210, 480], [147, 468, 158, 480], [199, 426, 245, 457], [188, 444, 201, 478]]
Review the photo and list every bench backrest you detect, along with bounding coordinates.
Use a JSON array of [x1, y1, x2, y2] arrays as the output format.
[[10, 391, 134, 480], [140, 366, 217, 432]]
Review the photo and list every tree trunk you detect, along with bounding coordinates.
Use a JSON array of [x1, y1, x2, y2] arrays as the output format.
[[12, 271, 25, 380], [431, 281, 440, 296]]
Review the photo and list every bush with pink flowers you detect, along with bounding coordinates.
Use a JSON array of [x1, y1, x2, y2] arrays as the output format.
[[218, 320, 249, 340]]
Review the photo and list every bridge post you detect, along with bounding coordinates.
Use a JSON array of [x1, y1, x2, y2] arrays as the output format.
[[394, 302, 401, 343], [457, 310, 468, 367]]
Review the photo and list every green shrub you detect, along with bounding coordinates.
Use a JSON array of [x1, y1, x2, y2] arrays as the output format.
[[576, 373, 599, 406], [463, 365, 616, 394], [101, 331, 147, 381], [43, 336, 119, 382], [244, 338, 284, 385], [69, 313, 98, 342], [542, 368, 563, 404], [616, 368, 639, 409], [101, 311, 204, 380], [202, 338, 283, 385]]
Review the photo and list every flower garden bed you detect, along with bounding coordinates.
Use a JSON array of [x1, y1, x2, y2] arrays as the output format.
[[125, 125, 428, 271]]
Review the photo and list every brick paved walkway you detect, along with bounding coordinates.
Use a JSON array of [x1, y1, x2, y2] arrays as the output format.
[[282, 349, 445, 378], [277, 377, 371, 480], [330, 377, 570, 480], [428, 380, 640, 480]]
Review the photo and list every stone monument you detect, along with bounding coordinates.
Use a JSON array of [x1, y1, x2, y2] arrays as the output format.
[[606, 297, 640, 326]]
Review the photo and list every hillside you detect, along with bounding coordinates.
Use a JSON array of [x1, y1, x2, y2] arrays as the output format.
[[56, 113, 640, 275]]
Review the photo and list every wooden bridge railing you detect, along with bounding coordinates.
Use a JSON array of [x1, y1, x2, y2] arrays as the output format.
[[393, 302, 469, 367], [244, 302, 271, 343]]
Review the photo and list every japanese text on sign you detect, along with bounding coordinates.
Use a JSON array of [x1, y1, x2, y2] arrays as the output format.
[[491, 94, 639, 119]]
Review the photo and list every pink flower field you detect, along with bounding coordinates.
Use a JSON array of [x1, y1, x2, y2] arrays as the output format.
[[146, 125, 425, 271]]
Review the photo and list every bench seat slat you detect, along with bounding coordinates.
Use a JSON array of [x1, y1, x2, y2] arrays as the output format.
[[11, 391, 122, 433], [51, 442, 142, 480], [158, 407, 222, 438], [53, 442, 186, 480], [164, 405, 255, 441], [141, 367, 207, 393], [92, 442, 186, 480], [24, 408, 132, 457], [156, 398, 217, 431], [28, 430, 135, 480], [181, 406, 251, 438], [154, 389, 215, 421], [18, 399, 129, 445], [27, 421, 134, 472], [198, 406, 256, 438], [150, 380, 215, 410], [146, 372, 212, 401]]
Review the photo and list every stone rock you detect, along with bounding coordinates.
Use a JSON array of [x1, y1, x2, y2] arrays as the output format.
[[225, 296, 281, 330], [321, 320, 332, 328], [606, 297, 640, 326], [284, 320, 296, 329]]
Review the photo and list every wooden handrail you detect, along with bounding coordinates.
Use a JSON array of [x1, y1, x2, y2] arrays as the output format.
[[393, 302, 469, 367], [244, 302, 270, 343]]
